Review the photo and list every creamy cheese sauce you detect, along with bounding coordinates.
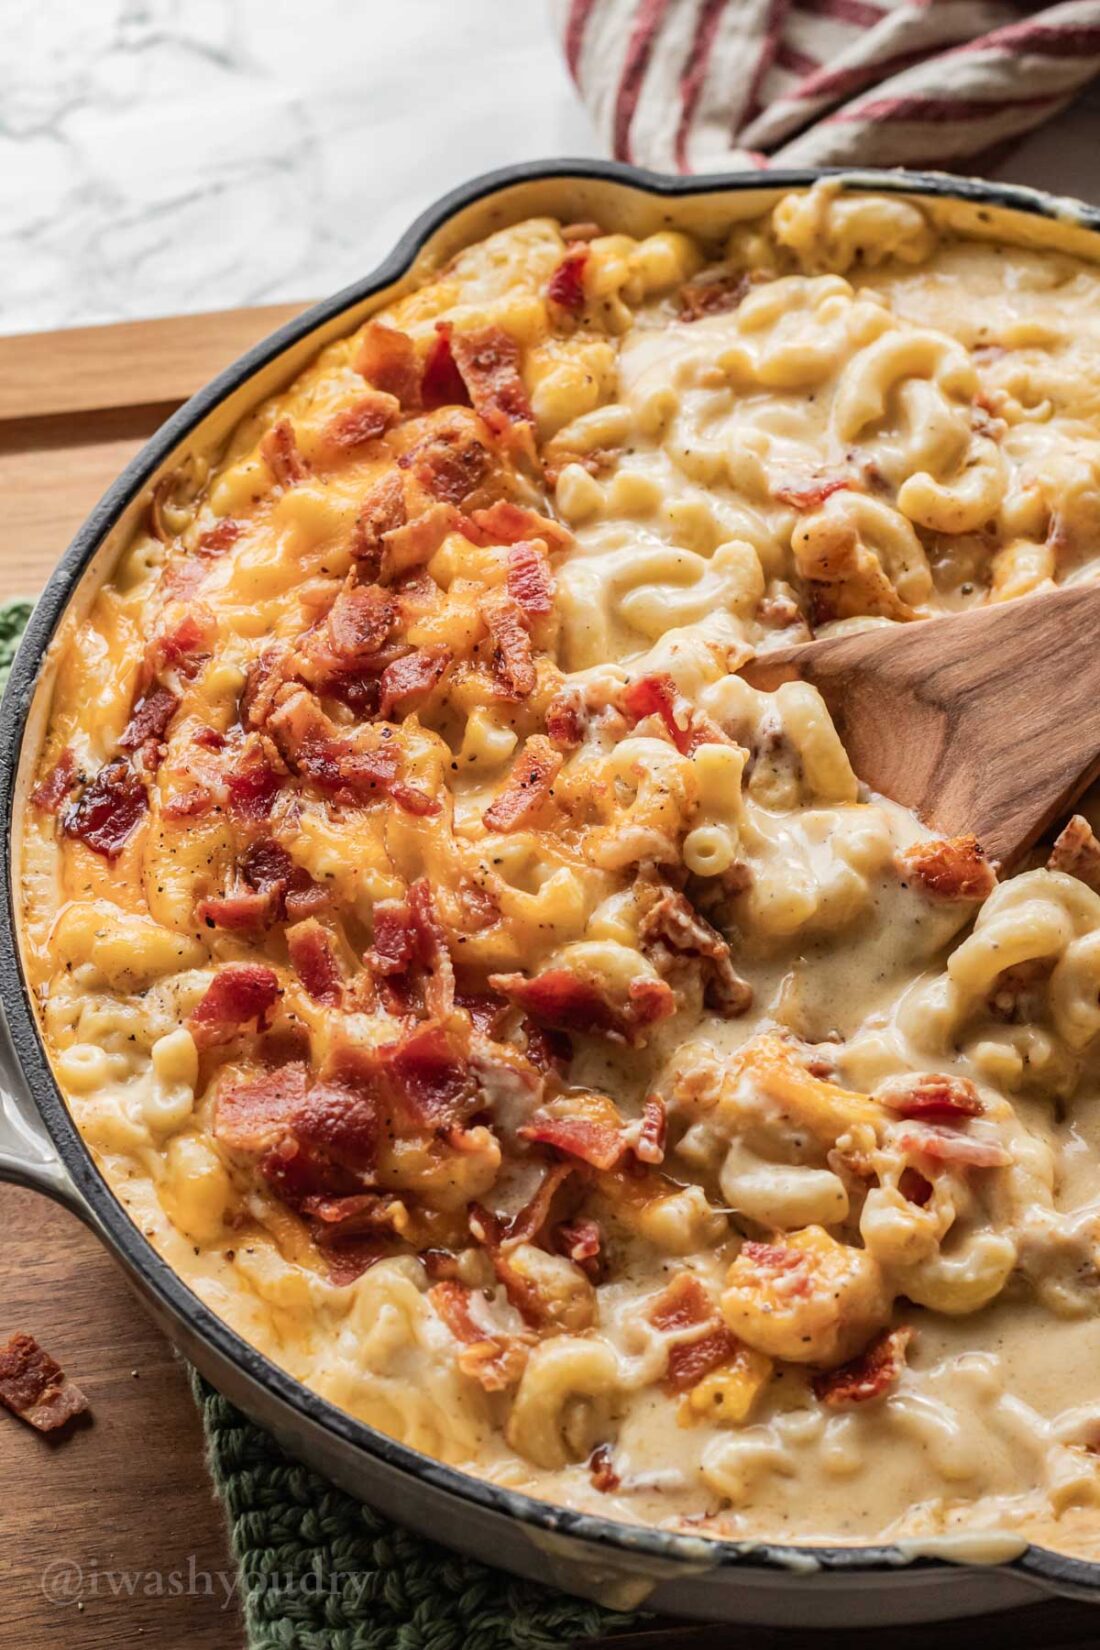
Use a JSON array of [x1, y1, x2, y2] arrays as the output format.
[[21, 181, 1100, 1551]]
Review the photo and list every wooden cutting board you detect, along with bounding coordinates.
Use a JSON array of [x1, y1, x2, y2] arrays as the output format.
[[4, 307, 1100, 1650]]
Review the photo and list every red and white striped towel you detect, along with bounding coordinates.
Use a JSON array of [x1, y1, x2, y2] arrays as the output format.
[[555, 0, 1100, 173]]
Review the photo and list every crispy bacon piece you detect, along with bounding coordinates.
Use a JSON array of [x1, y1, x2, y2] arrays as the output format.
[[400, 409, 494, 506], [214, 1063, 309, 1153], [31, 747, 77, 814], [679, 271, 750, 321], [877, 1074, 983, 1121], [519, 1105, 626, 1172], [0, 1332, 89, 1433], [429, 1280, 529, 1391], [587, 1441, 620, 1492], [636, 1096, 667, 1166], [349, 470, 408, 578], [896, 835, 997, 901], [1049, 814, 1100, 894], [261, 418, 308, 488], [813, 1327, 912, 1408], [893, 1123, 1011, 1170], [482, 735, 562, 832], [450, 324, 534, 439], [548, 246, 590, 313], [506, 541, 554, 617], [287, 919, 345, 1006], [378, 1020, 470, 1126], [420, 323, 471, 411], [639, 885, 753, 1019], [377, 646, 451, 720], [118, 683, 180, 754], [197, 518, 242, 555], [147, 604, 216, 680], [188, 963, 281, 1048], [323, 584, 398, 667], [196, 887, 278, 931], [225, 745, 284, 821], [321, 391, 400, 452], [62, 758, 147, 860], [648, 1275, 739, 1394], [355, 322, 421, 410], [484, 592, 536, 698], [545, 689, 586, 750], [472, 1164, 575, 1255], [554, 1216, 602, 1279], [390, 779, 441, 817], [489, 967, 676, 1046], [621, 673, 691, 752], [772, 475, 853, 510], [468, 501, 572, 552]]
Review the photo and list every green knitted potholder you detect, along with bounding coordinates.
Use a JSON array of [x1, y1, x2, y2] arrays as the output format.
[[195, 1376, 638, 1650], [0, 601, 639, 1650]]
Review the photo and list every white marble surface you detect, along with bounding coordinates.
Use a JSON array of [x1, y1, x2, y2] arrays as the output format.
[[4, 1, 1100, 338]]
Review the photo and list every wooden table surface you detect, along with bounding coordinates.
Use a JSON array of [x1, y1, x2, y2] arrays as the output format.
[[4, 305, 1100, 1650]]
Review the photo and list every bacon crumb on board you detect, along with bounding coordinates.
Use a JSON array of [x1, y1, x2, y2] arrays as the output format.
[[1048, 814, 1100, 894], [0, 1332, 89, 1433]]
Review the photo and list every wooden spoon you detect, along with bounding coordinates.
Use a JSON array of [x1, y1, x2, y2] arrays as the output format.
[[740, 584, 1100, 869]]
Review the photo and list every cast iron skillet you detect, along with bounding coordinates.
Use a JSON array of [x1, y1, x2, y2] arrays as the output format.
[[2, 161, 1100, 1628]]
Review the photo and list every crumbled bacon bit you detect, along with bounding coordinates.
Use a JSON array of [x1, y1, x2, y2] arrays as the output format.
[[188, 963, 281, 1048], [555, 1216, 602, 1279], [378, 1020, 470, 1126], [548, 246, 590, 313], [468, 501, 572, 552], [639, 885, 753, 1019], [400, 409, 493, 506], [489, 967, 676, 1046], [450, 324, 534, 440], [390, 779, 441, 817], [545, 690, 586, 750], [261, 419, 308, 488], [679, 271, 750, 321], [225, 747, 284, 821], [484, 592, 536, 698], [587, 1442, 620, 1493], [772, 476, 853, 510], [196, 887, 279, 932], [287, 919, 345, 1006], [519, 1108, 626, 1172], [321, 391, 401, 452], [636, 1096, 667, 1165], [429, 1280, 528, 1391], [1049, 814, 1100, 894], [355, 322, 421, 410], [506, 540, 554, 617], [877, 1074, 983, 1121], [482, 735, 562, 832], [118, 683, 180, 754], [893, 1124, 1011, 1170], [420, 323, 472, 411], [0, 1332, 89, 1433], [648, 1275, 739, 1394], [813, 1327, 912, 1407], [324, 584, 398, 667], [621, 673, 691, 752], [31, 747, 77, 814], [896, 835, 997, 901], [214, 1063, 309, 1153], [377, 646, 451, 719], [61, 758, 147, 860], [197, 518, 242, 555], [147, 605, 216, 680], [349, 471, 408, 577]]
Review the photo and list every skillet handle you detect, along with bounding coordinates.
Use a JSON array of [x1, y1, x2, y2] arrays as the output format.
[[0, 1005, 89, 1219]]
